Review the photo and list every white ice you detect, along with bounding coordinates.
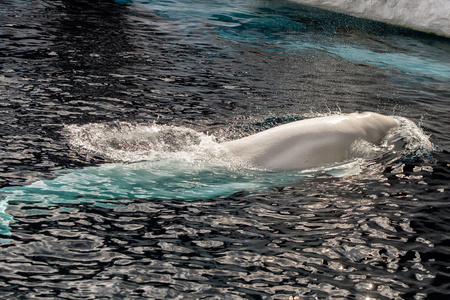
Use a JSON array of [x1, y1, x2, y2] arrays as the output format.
[[289, 0, 450, 38]]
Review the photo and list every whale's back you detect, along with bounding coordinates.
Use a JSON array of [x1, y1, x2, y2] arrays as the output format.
[[221, 112, 398, 170]]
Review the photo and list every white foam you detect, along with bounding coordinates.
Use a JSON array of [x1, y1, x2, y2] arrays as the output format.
[[388, 116, 435, 159], [64, 122, 226, 164]]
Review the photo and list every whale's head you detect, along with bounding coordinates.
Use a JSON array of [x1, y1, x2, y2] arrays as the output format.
[[354, 112, 399, 144]]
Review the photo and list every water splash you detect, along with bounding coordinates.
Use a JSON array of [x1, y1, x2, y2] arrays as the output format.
[[64, 122, 223, 164], [4, 116, 434, 200], [386, 116, 435, 162], [4, 121, 359, 204], [0, 116, 434, 237]]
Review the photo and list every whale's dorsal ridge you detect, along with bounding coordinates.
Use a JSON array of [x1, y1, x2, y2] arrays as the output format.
[[221, 112, 398, 171]]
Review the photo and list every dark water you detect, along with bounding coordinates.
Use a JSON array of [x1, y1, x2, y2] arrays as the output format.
[[1, 0, 450, 299]]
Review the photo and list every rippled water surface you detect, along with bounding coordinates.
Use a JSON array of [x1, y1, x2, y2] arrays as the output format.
[[1, 0, 449, 299]]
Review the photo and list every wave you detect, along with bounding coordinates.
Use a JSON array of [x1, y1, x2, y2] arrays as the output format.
[[1, 115, 433, 198], [124, 0, 450, 79], [0, 115, 434, 236]]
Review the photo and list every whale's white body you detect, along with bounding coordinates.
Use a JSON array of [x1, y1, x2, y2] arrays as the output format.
[[221, 112, 398, 170]]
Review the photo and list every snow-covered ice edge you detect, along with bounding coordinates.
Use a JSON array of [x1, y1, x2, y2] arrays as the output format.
[[289, 0, 450, 38]]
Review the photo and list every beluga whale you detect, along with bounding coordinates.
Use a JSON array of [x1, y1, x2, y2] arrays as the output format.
[[221, 112, 398, 170]]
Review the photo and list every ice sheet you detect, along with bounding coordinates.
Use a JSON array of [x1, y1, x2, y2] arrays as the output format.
[[289, 0, 450, 37]]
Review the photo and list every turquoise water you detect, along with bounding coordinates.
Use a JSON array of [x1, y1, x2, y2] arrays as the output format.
[[129, 0, 450, 78]]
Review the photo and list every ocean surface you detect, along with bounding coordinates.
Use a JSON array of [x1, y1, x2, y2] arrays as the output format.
[[1, 0, 449, 299]]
